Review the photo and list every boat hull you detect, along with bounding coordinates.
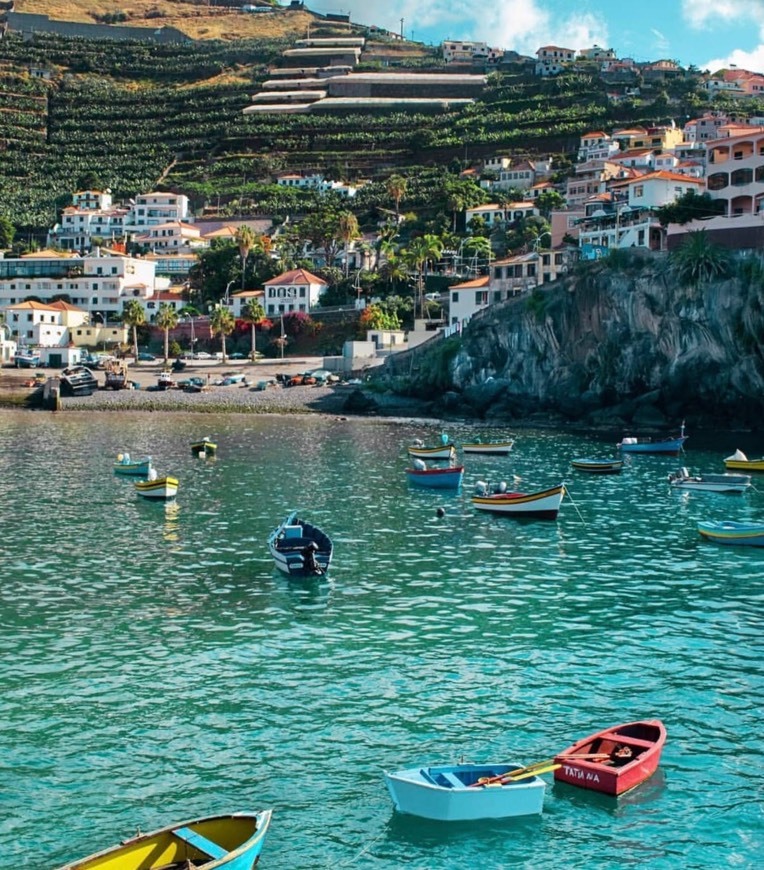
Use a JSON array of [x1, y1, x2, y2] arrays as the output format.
[[55, 810, 272, 870], [698, 521, 764, 546], [191, 440, 217, 457], [135, 476, 179, 500], [553, 720, 666, 796], [462, 441, 514, 455], [114, 457, 152, 477], [571, 459, 624, 474], [617, 437, 687, 455], [405, 466, 464, 489], [724, 459, 764, 472], [408, 444, 457, 461], [384, 763, 545, 821], [472, 484, 565, 519], [669, 472, 750, 493], [267, 511, 333, 577]]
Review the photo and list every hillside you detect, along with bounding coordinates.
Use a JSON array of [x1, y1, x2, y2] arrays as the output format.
[[0, 1, 736, 229]]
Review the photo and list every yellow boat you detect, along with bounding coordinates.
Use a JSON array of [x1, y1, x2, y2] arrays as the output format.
[[724, 450, 764, 472], [135, 475, 179, 500], [55, 810, 272, 869]]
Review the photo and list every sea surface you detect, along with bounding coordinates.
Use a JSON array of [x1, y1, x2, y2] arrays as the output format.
[[1, 411, 762, 870]]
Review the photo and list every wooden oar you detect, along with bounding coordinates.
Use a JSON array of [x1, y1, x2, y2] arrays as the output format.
[[557, 753, 610, 761], [468, 758, 557, 788]]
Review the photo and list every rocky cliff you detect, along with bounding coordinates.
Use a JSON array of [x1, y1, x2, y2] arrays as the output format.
[[427, 255, 764, 431]]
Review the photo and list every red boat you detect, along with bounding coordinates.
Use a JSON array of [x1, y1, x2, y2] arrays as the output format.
[[553, 719, 666, 796]]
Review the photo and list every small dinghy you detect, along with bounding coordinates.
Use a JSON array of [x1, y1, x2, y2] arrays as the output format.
[[723, 449, 764, 472], [268, 511, 333, 577], [698, 520, 764, 547], [554, 719, 667, 796], [54, 809, 272, 869], [461, 439, 514, 455], [135, 470, 179, 500], [668, 467, 751, 493], [471, 481, 565, 519], [571, 458, 624, 474], [408, 434, 457, 461], [113, 453, 152, 476], [191, 437, 217, 457], [405, 459, 464, 489], [384, 759, 552, 821]]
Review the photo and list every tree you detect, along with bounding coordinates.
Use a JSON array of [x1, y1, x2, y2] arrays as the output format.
[[337, 210, 360, 278], [155, 303, 179, 363], [404, 234, 444, 318], [0, 215, 15, 249], [298, 206, 345, 276], [235, 225, 256, 290], [385, 174, 407, 219], [241, 297, 265, 361], [122, 299, 146, 361], [670, 230, 733, 288], [210, 306, 235, 363], [536, 190, 566, 219], [656, 190, 726, 227]]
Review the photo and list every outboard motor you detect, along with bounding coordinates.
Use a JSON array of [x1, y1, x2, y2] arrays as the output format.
[[495, 480, 508, 493], [413, 458, 427, 471], [475, 480, 489, 496]]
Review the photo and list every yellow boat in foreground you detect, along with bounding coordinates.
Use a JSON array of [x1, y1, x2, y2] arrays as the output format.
[[724, 449, 764, 471], [55, 809, 272, 869]]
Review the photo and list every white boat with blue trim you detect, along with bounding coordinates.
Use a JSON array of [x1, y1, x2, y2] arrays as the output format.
[[268, 511, 333, 577]]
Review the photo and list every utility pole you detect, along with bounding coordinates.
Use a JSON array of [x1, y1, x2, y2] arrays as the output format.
[[400, 18, 404, 39]]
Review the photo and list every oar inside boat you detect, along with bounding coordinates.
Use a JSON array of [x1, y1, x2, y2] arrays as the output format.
[[468, 758, 559, 788]]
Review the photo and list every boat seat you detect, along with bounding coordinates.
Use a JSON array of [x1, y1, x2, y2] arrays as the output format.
[[438, 772, 465, 789], [172, 826, 227, 860], [607, 736, 654, 749], [282, 525, 303, 539]]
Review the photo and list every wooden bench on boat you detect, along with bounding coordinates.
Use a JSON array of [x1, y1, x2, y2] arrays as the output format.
[[172, 826, 227, 860]]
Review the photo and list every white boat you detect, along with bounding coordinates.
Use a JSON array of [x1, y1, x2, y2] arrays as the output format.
[[267, 511, 333, 577], [407, 441, 457, 461], [462, 439, 515, 455], [135, 475, 179, 500], [471, 482, 565, 519], [668, 467, 751, 493], [384, 760, 550, 821]]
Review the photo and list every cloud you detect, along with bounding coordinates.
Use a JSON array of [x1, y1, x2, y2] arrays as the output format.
[[703, 45, 764, 75], [309, 1, 609, 53], [681, 0, 764, 34], [650, 28, 669, 55]]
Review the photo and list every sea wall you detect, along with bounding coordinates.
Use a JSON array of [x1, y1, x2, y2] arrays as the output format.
[[433, 258, 764, 430]]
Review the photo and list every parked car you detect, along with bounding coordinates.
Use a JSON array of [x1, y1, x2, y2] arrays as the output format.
[[137, 352, 156, 362], [229, 352, 246, 359], [193, 351, 213, 360]]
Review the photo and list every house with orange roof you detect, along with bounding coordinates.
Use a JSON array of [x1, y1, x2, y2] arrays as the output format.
[[465, 201, 539, 228], [683, 113, 731, 143], [262, 268, 328, 317], [230, 288, 266, 320], [535, 45, 575, 76], [577, 131, 620, 162], [608, 148, 655, 170], [447, 275, 491, 324], [134, 221, 207, 252]]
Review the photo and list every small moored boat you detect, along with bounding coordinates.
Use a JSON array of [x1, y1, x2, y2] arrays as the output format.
[[461, 439, 515, 455], [723, 449, 764, 472], [472, 482, 565, 520], [135, 473, 179, 500], [60, 365, 99, 397], [668, 467, 751, 493], [384, 759, 550, 821], [14, 350, 41, 368], [191, 437, 217, 457], [268, 511, 333, 577], [405, 461, 464, 489], [54, 809, 272, 870], [113, 453, 152, 476], [697, 520, 764, 547], [553, 720, 667, 796], [571, 458, 624, 474], [617, 423, 687, 455], [408, 439, 457, 461]]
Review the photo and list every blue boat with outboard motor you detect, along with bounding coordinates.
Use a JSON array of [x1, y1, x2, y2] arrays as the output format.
[[268, 511, 333, 577]]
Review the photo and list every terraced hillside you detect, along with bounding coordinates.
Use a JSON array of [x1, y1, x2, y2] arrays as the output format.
[[0, 10, 712, 229]]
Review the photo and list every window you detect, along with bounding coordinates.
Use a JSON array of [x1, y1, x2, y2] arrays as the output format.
[[633, 185, 644, 197], [452, 291, 459, 302], [707, 172, 729, 191]]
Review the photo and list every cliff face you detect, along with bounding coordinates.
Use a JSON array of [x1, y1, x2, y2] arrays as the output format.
[[446, 260, 764, 430]]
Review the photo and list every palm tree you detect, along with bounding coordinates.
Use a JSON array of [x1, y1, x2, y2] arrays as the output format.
[[154, 303, 178, 363], [671, 230, 733, 289], [209, 306, 235, 364], [338, 211, 360, 278], [235, 225, 256, 290], [385, 174, 407, 220], [404, 234, 444, 319], [121, 299, 145, 361], [241, 297, 265, 362]]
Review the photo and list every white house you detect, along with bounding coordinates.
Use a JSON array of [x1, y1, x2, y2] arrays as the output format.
[[262, 268, 328, 317], [134, 221, 207, 251], [229, 289, 266, 320], [465, 201, 539, 228], [123, 192, 191, 234], [0, 250, 158, 321], [448, 275, 491, 325]]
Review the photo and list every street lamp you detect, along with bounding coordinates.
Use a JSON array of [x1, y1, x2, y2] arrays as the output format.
[[224, 280, 235, 306], [92, 312, 107, 351], [533, 232, 552, 252]]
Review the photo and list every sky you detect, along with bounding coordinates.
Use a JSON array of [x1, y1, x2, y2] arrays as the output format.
[[306, 0, 764, 74]]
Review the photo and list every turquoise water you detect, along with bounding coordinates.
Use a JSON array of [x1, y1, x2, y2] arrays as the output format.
[[1, 411, 762, 869]]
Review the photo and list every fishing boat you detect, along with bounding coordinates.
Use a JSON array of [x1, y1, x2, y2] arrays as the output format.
[[405, 461, 464, 489], [268, 510, 333, 577], [157, 370, 176, 390], [471, 482, 565, 520], [571, 458, 624, 474], [135, 474, 179, 500], [59, 365, 99, 397], [697, 520, 764, 547], [723, 450, 764, 472], [553, 720, 667, 796], [668, 467, 751, 493], [461, 439, 515, 455], [54, 809, 272, 870], [14, 350, 41, 368], [617, 422, 687, 455], [384, 759, 550, 821], [191, 437, 217, 457], [408, 440, 457, 461], [113, 453, 152, 476], [103, 359, 129, 390]]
